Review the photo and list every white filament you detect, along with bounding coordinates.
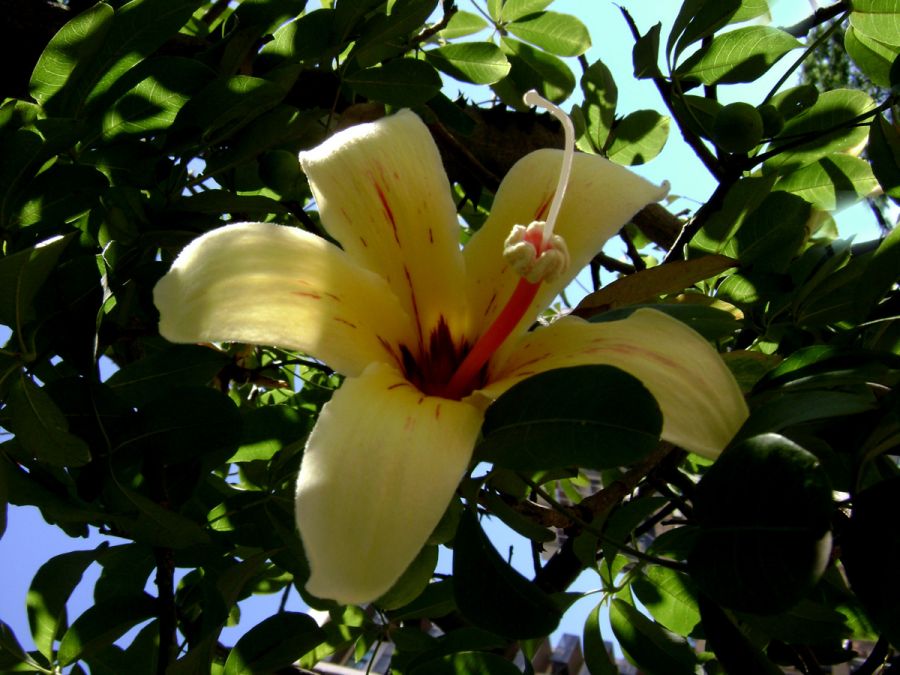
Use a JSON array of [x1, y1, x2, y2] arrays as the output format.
[[522, 89, 575, 248]]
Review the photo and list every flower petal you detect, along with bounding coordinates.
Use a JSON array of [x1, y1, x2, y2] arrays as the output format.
[[295, 363, 483, 604], [480, 309, 748, 458], [299, 110, 468, 354], [464, 150, 668, 340], [154, 222, 415, 376]]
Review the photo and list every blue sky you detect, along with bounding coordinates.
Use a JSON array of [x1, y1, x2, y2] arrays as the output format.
[[2, 0, 882, 668]]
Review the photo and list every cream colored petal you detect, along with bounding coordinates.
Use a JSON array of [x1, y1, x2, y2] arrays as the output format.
[[480, 309, 748, 459], [299, 110, 468, 355], [464, 150, 668, 345], [295, 363, 483, 604], [153, 222, 415, 377]]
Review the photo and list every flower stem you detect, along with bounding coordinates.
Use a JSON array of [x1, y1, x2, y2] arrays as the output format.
[[443, 277, 541, 399]]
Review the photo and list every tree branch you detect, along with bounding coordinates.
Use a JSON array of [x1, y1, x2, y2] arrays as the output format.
[[783, 1, 849, 38]]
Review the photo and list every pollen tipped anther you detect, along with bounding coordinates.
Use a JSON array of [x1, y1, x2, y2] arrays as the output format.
[[504, 221, 570, 284]]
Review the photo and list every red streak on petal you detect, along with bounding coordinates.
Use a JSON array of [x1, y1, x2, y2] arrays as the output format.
[[387, 382, 408, 390], [374, 182, 400, 245], [534, 191, 554, 221], [292, 291, 321, 300], [435, 404, 441, 420], [443, 277, 541, 399], [333, 317, 357, 328]]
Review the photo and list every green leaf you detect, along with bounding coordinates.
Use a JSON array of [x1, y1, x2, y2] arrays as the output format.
[[5, 375, 91, 466], [354, 0, 439, 67], [0, 129, 44, 230], [580, 59, 617, 152], [764, 89, 876, 175], [739, 391, 878, 440], [375, 545, 439, 611], [223, 613, 325, 675], [607, 110, 670, 166], [29, 2, 115, 112], [730, 0, 771, 24], [345, 58, 442, 106], [675, 26, 800, 85], [494, 37, 575, 106], [487, 0, 502, 22], [108, 484, 211, 549], [0, 620, 35, 671], [583, 604, 618, 675], [688, 434, 833, 615], [258, 9, 336, 68], [691, 178, 775, 255], [102, 57, 215, 139], [500, 0, 553, 22], [426, 43, 510, 84], [850, 0, 900, 47], [769, 83, 819, 121], [479, 490, 555, 543], [738, 599, 852, 644], [27, 548, 105, 661], [57, 594, 157, 666], [172, 74, 291, 144], [855, 220, 900, 319], [609, 599, 700, 675], [33, 0, 198, 117], [16, 165, 109, 228], [667, 0, 742, 62], [633, 22, 663, 79], [453, 510, 562, 639], [842, 477, 900, 647], [506, 11, 591, 57], [697, 595, 784, 675], [478, 366, 662, 472], [410, 652, 523, 675], [231, 405, 311, 463], [774, 154, 878, 210], [632, 566, 702, 636], [438, 10, 489, 39], [119, 386, 241, 468], [725, 191, 811, 273], [105, 344, 231, 407], [845, 25, 900, 87], [0, 234, 74, 330], [868, 113, 900, 202]]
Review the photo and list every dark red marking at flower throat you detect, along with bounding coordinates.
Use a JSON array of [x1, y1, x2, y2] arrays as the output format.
[[400, 317, 473, 398]]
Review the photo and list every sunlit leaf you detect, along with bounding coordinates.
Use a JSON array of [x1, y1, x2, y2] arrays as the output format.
[[610, 599, 700, 674], [438, 10, 489, 39], [607, 110, 670, 165], [675, 26, 800, 85], [506, 11, 591, 57], [57, 594, 157, 666], [764, 89, 876, 175], [223, 613, 325, 675], [773, 154, 878, 210], [845, 25, 900, 87], [426, 42, 511, 84], [27, 548, 105, 660]]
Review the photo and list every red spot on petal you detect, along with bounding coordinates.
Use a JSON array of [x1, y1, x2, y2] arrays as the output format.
[[435, 404, 441, 420], [428, 227, 434, 244], [360, 236, 368, 248]]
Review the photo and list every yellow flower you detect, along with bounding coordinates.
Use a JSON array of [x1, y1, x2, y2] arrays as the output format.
[[154, 105, 747, 605]]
